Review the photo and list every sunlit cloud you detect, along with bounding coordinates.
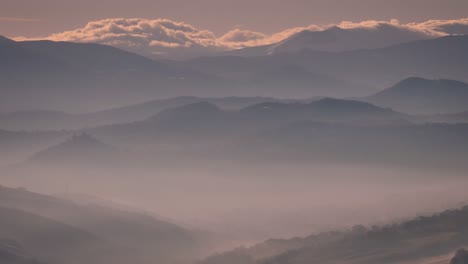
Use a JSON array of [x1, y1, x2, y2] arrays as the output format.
[[0, 17, 39, 22], [410, 18, 468, 35], [13, 17, 468, 58]]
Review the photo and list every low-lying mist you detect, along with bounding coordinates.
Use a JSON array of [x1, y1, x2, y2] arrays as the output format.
[[4, 157, 468, 247]]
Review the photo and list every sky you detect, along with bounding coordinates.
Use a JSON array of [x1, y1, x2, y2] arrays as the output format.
[[2, 0, 468, 38]]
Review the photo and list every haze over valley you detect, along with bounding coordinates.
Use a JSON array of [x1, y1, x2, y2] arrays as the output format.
[[1, 2, 468, 263]]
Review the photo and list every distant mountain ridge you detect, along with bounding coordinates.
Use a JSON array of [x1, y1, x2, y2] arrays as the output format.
[[224, 25, 432, 56], [0, 36, 227, 112], [0, 96, 277, 131], [194, 34, 468, 93], [3, 34, 468, 112]]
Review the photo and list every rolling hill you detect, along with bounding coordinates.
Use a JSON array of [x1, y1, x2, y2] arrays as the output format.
[[365, 78, 468, 114], [0, 96, 276, 131]]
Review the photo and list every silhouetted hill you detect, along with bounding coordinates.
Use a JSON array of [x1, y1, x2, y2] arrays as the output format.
[[29, 133, 117, 164], [91, 98, 408, 144], [239, 98, 405, 123], [200, 205, 468, 264], [365, 77, 468, 114], [0, 130, 69, 167], [153, 102, 225, 123], [0, 96, 276, 131]]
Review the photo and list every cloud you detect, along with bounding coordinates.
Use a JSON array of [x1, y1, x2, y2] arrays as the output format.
[[14, 17, 468, 58], [411, 18, 468, 35], [47, 18, 217, 50], [0, 17, 39, 22], [334, 19, 445, 37], [218, 25, 324, 49]]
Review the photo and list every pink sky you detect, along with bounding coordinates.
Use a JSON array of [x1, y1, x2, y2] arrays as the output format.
[[2, 0, 468, 38]]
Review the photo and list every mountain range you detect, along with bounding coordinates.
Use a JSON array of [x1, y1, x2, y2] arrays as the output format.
[[3, 76, 468, 131], [2, 34, 468, 112], [0, 96, 277, 131]]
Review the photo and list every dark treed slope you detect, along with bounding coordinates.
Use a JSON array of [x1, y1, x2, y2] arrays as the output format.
[[200, 205, 468, 264]]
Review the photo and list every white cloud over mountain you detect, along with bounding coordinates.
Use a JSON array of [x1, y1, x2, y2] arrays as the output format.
[[14, 18, 468, 58]]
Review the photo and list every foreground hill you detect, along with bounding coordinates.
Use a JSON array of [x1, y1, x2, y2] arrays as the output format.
[[200, 205, 468, 264], [0, 185, 204, 264], [365, 77, 468, 114]]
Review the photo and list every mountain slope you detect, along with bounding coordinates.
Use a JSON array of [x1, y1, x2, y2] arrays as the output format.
[[196, 35, 468, 92], [183, 55, 374, 98], [226, 25, 430, 56], [0, 185, 204, 264], [365, 77, 468, 114], [0, 36, 224, 112]]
